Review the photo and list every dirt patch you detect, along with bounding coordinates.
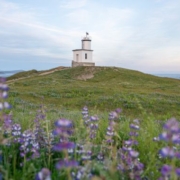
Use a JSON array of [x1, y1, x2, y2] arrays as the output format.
[[76, 74, 94, 80], [39, 66, 69, 76], [75, 66, 98, 80], [39, 70, 56, 76]]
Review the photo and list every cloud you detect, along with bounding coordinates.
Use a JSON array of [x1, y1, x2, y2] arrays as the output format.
[[0, 0, 179, 73], [60, 0, 88, 9], [0, 0, 79, 60]]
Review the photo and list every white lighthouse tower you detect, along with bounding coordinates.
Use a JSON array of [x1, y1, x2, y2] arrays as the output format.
[[72, 32, 95, 67]]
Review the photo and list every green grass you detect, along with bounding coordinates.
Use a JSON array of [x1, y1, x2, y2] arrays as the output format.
[[7, 66, 180, 120]]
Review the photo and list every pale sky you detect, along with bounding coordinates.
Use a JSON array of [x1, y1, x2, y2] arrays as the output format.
[[0, 0, 180, 73]]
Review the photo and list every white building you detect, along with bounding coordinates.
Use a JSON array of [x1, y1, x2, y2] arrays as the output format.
[[72, 33, 95, 67]]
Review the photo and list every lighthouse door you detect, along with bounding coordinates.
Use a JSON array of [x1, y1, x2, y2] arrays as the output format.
[[76, 54, 79, 62]]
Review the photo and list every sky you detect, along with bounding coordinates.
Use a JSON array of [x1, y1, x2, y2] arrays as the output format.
[[0, 0, 180, 74]]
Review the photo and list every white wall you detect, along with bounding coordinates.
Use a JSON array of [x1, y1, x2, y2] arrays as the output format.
[[73, 50, 93, 62], [82, 40, 91, 50], [73, 51, 81, 62], [81, 51, 92, 62]]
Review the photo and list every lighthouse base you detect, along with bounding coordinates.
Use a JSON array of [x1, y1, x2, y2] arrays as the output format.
[[72, 61, 95, 67]]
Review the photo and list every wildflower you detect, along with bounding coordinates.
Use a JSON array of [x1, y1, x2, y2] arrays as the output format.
[[3, 114, 13, 134], [163, 118, 179, 133], [129, 150, 139, 158], [56, 159, 78, 169], [53, 142, 75, 151], [12, 123, 21, 143], [130, 124, 140, 130], [108, 108, 121, 121], [160, 165, 172, 177], [159, 147, 175, 158], [118, 119, 143, 180], [89, 123, 98, 130], [97, 153, 104, 161], [55, 119, 73, 128], [158, 118, 180, 179], [81, 151, 92, 160], [35, 168, 51, 180], [82, 106, 88, 117], [88, 115, 99, 140], [90, 116, 98, 122], [175, 168, 180, 177], [53, 118, 77, 172], [19, 129, 40, 158], [82, 106, 90, 125]]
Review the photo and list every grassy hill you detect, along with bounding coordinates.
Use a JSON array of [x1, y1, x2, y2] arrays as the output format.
[[7, 66, 180, 119], [2, 66, 180, 179]]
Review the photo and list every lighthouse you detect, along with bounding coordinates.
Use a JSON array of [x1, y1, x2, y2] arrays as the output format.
[[72, 32, 95, 67]]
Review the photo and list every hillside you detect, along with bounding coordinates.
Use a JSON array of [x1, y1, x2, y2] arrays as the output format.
[[7, 66, 180, 119]]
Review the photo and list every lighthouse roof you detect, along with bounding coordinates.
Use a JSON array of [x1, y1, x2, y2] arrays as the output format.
[[82, 36, 91, 41], [72, 49, 93, 51]]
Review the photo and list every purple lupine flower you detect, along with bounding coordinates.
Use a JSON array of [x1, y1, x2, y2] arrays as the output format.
[[89, 115, 99, 139], [19, 129, 40, 159], [3, 114, 13, 135], [56, 159, 78, 169], [1, 91, 8, 99], [106, 139, 114, 144], [53, 118, 74, 143], [175, 168, 180, 177], [0, 102, 11, 110], [163, 118, 179, 133], [158, 118, 180, 179], [118, 118, 143, 180], [159, 147, 175, 158], [124, 140, 138, 146], [104, 108, 121, 163], [90, 123, 98, 130], [159, 119, 180, 143], [106, 131, 114, 136], [35, 168, 51, 180], [33, 107, 47, 148], [108, 111, 118, 121], [55, 119, 73, 128], [97, 153, 104, 161], [82, 106, 88, 116], [90, 116, 98, 122], [161, 165, 172, 177], [53, 142, 75, 151], [82, 106, 90, 125], [12, 123, 21, 143], [130, 124, 140, 130], [122, 146, 132, 151], [129, 131, 139, 137], [105, 123, 115, 144], [71, 167, 90, 180], [172, 134, 180, 144], [175, 152, 180, 159], [129, 150, 139, 158], [53, 118, 77, 171], [81, 151, 92, 160], [0, 79, 9, 91], [108, 108, 121, 121], [12, 124, 21, 135]]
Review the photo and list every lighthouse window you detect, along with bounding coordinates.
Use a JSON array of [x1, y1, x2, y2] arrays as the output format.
[[85, 53, 87, 59]]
